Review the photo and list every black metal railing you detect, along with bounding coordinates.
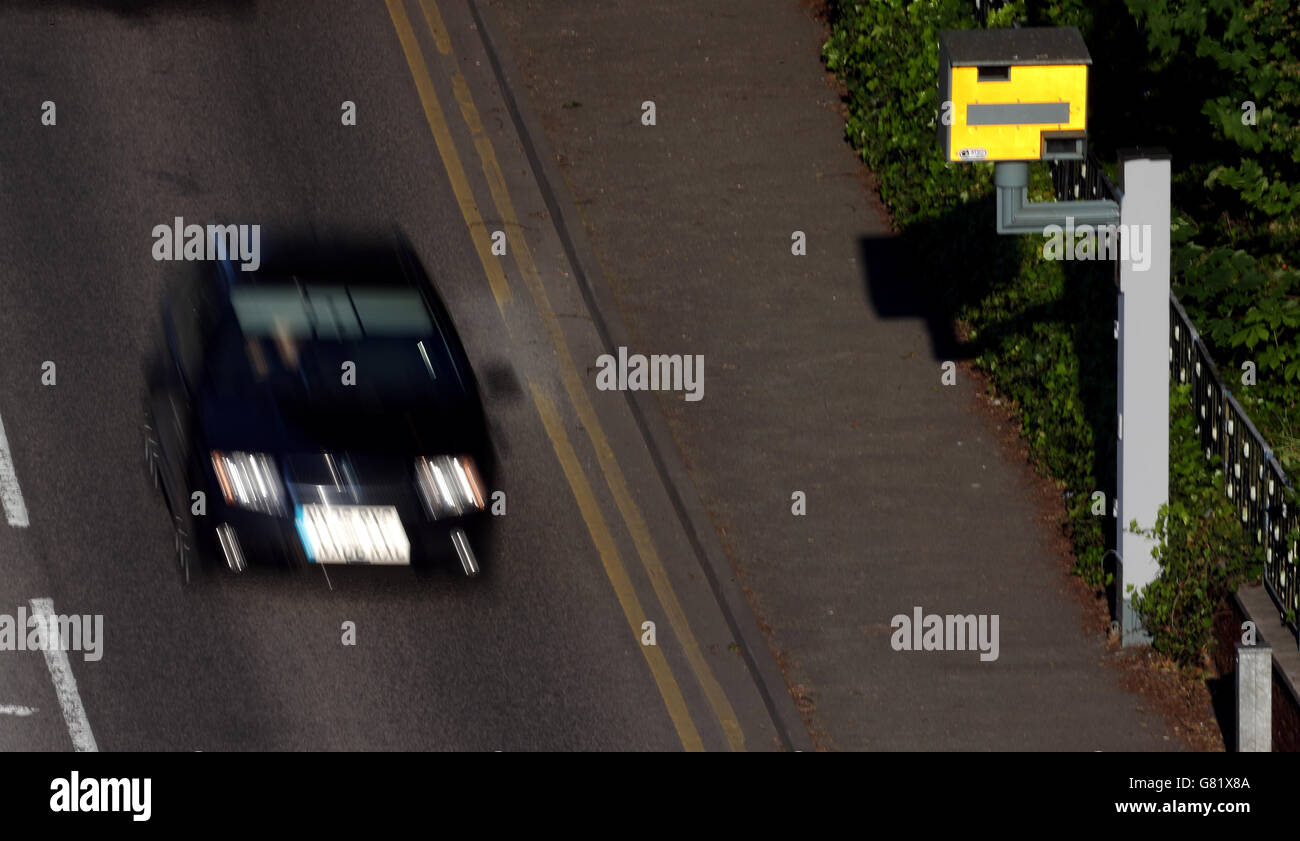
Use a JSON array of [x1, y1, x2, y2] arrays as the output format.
[[975, 0, 1010, 28], [1170, 295, 1299, 645], [1050, 149, 1120, 205]]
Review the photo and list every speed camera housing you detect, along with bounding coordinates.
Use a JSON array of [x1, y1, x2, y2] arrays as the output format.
[[939, 27, 1090, 163]]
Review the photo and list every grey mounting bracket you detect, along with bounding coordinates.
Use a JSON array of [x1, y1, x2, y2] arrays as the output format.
[[993, 161, 1119, 235]]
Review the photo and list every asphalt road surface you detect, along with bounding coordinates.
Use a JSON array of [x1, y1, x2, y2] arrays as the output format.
[[0, 0, 791, 751]]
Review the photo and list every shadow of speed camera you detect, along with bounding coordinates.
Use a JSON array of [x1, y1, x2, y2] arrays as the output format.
[[939, 26, 1090, 164]]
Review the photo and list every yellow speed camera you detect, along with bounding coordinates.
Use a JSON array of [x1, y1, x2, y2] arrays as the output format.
[[939, 27, 1090, 163]]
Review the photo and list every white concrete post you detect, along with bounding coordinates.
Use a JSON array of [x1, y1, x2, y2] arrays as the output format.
[[1236, 643, 1272, 751], [1116, 151, 1171, 646]]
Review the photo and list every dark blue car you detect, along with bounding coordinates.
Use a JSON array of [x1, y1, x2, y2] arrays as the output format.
[[144, 233, 494, 582]]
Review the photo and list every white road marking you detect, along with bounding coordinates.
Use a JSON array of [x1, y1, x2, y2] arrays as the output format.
[[0, 410, 29, 527], [29, 599, 97, 752], [0, 704, 37, 716]]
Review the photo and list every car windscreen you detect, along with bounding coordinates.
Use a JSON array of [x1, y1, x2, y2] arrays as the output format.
[[207, 284, 464, 406], [231, 285, 436, 340]]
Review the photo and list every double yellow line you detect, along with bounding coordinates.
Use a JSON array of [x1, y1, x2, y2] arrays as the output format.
[[385, 0, 743, 751]]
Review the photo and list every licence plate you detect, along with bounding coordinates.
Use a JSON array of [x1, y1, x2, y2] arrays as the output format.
[[295, 504, 411, 565]]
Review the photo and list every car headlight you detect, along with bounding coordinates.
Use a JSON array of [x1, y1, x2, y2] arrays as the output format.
[[211, 451, 288, 516], [415, 455, 485, 520]]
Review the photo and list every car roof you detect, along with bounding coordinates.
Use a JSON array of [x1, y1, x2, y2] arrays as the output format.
[[217, 237, 413, 289]]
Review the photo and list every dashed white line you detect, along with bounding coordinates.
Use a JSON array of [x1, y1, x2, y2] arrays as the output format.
[[0, 704, 37, 716], [29, 598, 97, 752], [0, 410, 29, 527]]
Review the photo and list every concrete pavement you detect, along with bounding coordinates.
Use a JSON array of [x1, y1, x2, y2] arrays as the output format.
[[485, 0, 1184, 750]]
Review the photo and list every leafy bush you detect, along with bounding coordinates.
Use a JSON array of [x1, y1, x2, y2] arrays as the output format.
[[1125, 0, 1300, 469], [1134, 384, 1263, 667], [822, 0, 986, 229]]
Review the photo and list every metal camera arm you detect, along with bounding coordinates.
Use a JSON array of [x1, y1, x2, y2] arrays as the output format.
[[993, 161, 1119, 235]]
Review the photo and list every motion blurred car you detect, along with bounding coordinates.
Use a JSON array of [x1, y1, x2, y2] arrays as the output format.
[[144, 232, 494, 581]]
